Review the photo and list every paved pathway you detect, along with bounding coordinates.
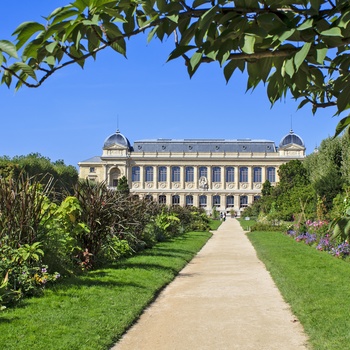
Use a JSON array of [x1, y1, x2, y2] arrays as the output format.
[[112, 218, 309, 350]]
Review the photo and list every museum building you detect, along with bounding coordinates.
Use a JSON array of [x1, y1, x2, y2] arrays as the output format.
[[78, 129, 306, 214]]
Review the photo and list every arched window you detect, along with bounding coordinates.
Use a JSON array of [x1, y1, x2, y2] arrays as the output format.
[[199, 167, 207, 178], [159, 195, 166, 204], [158, 166, 167, 182], [253, 167, 262, 182], [172, 195, 180, 206], [226, 195, 234, 207], [239, 167, 248, 182], [240, 195, 248, 207], [109, 167, 120, 187], [185, 167, 194, 182], [186, 195, 193, 206], [254, 195, 261, 202], [199, 195, 207, 207], [132, 166, 140, 182], [145, 195, 153, 201], [213, 195, 220, 207], [172, 166, 180, 182], [145, 166, 153, 182], [212, 167, 221, 182], [226, 167, 235, 182], [267, 167, 276, 182]]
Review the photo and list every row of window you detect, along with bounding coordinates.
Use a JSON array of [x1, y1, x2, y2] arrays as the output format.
[[139, 194, 261, 207], [132, 166, 276, 183]]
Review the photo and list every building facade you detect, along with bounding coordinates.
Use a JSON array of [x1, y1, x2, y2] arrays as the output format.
[[78, 130, 306, 215]]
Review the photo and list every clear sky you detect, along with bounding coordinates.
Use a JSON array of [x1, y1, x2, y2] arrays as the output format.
[[0, 2, 342, 167]]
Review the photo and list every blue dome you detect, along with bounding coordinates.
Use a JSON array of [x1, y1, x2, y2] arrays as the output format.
[[103, 130, 131, 149], [279, 130, 304, 148]]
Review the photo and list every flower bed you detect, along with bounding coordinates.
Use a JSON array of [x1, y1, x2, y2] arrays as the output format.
[[286, 220, 350, 260]]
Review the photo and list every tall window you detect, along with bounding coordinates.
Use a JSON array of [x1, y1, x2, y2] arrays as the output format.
[[199, 167, 207, 178], [267, 167, 276, 182], [254, 195, 261, 202], [226, 195, 234, 207], [226, 167, 234, 182], [132, 166, 140, 182], [239, 167, 248, 182], [186, 195, 193, 206], [145, 195, 153, 201], [199, 195, 207, 207], [159, 195, 166, 204], [185, 167, 194, 182], [158, 166, 167, 182], [213, 195, 220, 207], [172, 195, 180, 206], [212, 167, 221, 182], [172, 166, 180, 182], [240, 195, 248, 207], [253, 167, 262, 182], [145, 166, 153, 182]]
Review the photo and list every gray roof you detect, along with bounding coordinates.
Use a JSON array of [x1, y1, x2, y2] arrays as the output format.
[[132, 139, 277, 153], [279, 130, 305, 148], [79, 156, 102, 163], [103, 130, 131, 149]]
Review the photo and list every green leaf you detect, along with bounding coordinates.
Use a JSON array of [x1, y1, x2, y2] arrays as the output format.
[[167, 45, 196, 62], [337, 85, 350, 114], [297, 99, 310, 110], [242, 35, 255, 54], [321, 27, 342, 37], [223, 59, 244, 83], [284, 58, 295, 78], [316, 46, 328, 64], [0, 53, 3, 66], [10, 62, 37, 80], [334, 115, 350, 138], [0, 40, 18, 59], [12, 22, 45, 50], [189, 51, 202, 70], [46, 42, 58, 54], [111, 39, 126, 57], [1, 70, 12, 87], [294, 42, 311, 71]]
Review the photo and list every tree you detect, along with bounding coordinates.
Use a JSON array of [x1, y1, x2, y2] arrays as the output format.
[[1, 1, 350, 135], [0, 153, 79, 197], [117, 175, 130, 195]]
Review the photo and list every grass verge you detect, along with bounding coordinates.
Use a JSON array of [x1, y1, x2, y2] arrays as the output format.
[[237, 217, 256, 231], [208, 219, 222, 231], [248, 231, 350, 350], [0, 230, 211, 350]]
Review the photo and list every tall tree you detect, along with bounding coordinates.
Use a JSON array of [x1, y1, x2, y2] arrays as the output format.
[[1, 1, 350, 134]]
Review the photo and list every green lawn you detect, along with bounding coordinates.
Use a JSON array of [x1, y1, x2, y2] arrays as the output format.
[[248, 231, 350, 350], [208, 219, 222, 231], [0, 230, 211, 350]]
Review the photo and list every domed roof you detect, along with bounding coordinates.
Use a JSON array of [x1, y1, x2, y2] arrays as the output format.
[[279, 130, 305, 148], [103, 130, 131, 149]]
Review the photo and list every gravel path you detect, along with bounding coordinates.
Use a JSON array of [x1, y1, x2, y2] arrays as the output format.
[[111, 218, 309, 350]]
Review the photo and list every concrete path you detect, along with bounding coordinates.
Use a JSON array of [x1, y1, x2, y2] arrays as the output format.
[[111, 218, 309, 350]]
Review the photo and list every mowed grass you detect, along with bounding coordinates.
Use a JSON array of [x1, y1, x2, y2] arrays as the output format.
[[0, 230, 212, 350], [208, 219, 222, 231], [248, 231, 350, 350]]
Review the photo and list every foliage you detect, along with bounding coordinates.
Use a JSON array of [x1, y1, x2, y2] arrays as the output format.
[[117, 175, 130, 195], [0, 154, 78, 198], [73, 180, 120, 268], [0, 175, 52, 247], [0, 240, 60, 307], [2, 2, 350, 134]]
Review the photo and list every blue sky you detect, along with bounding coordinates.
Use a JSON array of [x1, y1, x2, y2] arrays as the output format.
[[0, 2, 341, 167]]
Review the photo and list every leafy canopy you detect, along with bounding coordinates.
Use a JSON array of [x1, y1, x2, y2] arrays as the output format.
[[1, 0, 350, 134]]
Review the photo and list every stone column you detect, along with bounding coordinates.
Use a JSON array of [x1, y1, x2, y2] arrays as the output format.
[[140, 166, 145, 189]]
